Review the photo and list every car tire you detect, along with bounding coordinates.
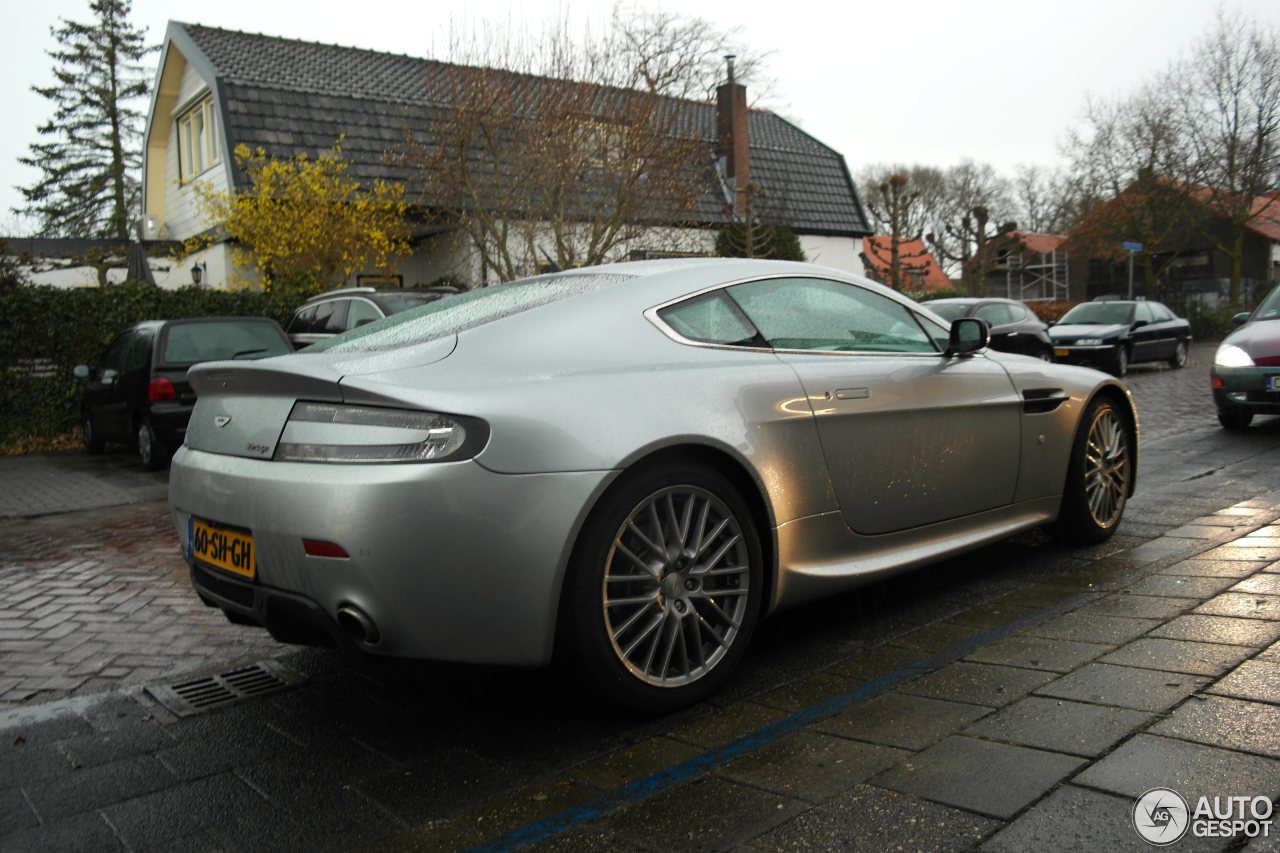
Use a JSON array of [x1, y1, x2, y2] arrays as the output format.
[[1051, 395, 1134, 545], [83, 415, 105, 454], [1168, 340, 1188, 369], [561, 462, 763, 713], [1218, 409, 1253, 430], [137, 419, 169, 471], [1109, 346, 1128, 377]]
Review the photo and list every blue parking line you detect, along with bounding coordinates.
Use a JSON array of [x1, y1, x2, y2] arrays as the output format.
[[468, 590, 1096, 852]]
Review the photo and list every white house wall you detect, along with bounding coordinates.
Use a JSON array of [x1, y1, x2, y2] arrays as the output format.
[[800, 236, 865, 276], [157, 63, 228, 241]]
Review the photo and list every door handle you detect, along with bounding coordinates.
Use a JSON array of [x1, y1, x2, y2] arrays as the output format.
[[834, 387, 870, 400]]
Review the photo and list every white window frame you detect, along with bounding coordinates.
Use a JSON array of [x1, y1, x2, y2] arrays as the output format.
[[178, 97, 221, 181]]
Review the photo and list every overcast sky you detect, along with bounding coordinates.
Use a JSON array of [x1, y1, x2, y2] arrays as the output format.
[[4, 0, 1279, 234]]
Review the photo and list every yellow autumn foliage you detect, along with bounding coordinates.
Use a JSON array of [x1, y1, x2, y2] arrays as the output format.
[[196, 142, 411, 295]]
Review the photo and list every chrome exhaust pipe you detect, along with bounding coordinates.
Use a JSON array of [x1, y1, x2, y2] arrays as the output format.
[[335, 604, 381, 646]]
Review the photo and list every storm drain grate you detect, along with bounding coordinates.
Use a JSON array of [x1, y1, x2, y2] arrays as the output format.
[[146, 660, 306, 716]]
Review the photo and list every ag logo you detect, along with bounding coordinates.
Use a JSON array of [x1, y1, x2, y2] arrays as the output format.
[[1134, 787, 1189, 845]]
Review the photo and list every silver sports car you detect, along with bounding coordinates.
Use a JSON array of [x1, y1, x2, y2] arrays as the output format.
[[169, 259, 1136, 712]]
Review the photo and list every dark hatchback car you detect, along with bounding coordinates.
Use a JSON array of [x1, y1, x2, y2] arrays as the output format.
[[74, 317, 292, 469], [1212, 285, 1280, 429], [1049, 299, 1192, 377], [286, 285, 459, 348], [922, 297, 1054, 360]]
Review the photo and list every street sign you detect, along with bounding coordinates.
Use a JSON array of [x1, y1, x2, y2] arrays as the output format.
[[1122, 241, 1143, 252]]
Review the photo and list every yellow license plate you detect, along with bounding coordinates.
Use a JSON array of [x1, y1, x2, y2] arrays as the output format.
[[1055, 348, 1070, 358], [189, 518, 256, 579]]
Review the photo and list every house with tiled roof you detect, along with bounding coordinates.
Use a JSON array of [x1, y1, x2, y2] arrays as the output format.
[[859, 237, 950, 293], [139, 22, 871, 289], [982, 231, 1072, 303], [1060, 181, 1280, 304]]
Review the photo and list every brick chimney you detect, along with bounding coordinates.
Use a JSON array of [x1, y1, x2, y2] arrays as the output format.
[[716, 55, 749, 216]]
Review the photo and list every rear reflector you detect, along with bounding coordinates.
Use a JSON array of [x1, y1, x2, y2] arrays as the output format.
[[303, 539, 349, 559]]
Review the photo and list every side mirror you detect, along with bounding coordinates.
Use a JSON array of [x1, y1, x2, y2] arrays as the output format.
[[73, 364, 90, 380], [1131, 320, 1148, 329], [1232, 312, 1251, 326], [945, 318, 990, 358]]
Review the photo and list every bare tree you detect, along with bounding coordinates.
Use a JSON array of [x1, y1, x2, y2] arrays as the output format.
[[397, 24, 713, 282], [1175, 8, 1280, 304], [858, 173, 934, 291], [1010, 165, 1077, 235], [1062, 86, 1201, 295], [609, 4, 775, 103], [926, 160, 1015, 290]]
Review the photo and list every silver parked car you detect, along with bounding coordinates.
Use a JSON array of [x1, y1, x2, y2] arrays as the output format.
[[169, 259, 1137, 712]]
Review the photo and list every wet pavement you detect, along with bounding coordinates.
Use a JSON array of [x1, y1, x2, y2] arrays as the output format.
[[2, 343, 1279, 851]]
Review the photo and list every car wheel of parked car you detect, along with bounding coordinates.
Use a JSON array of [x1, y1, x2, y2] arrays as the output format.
[[83, 415, 105, 455], [563, 462, 762, 713], [1217, 409, 1253, 430], [1168, 341, 1188, 369], [1109, 346, 1129, 377], [1052, 396, 1133, 545], [137, 420, 168, 471]]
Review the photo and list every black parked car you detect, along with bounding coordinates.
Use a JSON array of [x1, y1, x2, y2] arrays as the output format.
[[922, 298, 1054, 360], [74, 317, 292, 469], [1049, 299, 1192, 377], [286, 285, 459, 348]]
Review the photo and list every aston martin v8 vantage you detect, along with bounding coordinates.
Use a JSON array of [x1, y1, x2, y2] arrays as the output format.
[[169, 259, 1137, 712]]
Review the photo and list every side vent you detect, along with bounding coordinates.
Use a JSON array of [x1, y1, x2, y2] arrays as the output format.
[[1023, 389, 1070, 415]]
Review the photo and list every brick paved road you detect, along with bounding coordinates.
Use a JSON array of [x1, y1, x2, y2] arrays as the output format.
[[3, 341, 1280, 851], [0, 503, 279, 709]]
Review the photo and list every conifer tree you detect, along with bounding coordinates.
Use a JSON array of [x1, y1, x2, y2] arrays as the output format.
[[18, 0, 152, 240]]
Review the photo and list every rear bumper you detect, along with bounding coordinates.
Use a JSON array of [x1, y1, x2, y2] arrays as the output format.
[[188, 560, 352, 648], [169, 447, 614, 666]]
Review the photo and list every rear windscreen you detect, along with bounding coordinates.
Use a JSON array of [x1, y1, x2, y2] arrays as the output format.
[[161, 322, 291, 365], [309, 272, 635, 353]]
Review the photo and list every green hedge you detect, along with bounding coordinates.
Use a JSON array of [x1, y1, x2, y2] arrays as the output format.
[[1, 278, 303, 450]]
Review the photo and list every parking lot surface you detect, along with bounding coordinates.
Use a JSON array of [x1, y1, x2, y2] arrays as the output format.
[[2, 343, 1279, 851]]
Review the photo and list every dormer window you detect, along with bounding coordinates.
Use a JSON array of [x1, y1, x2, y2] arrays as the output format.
[[178, 97, 221, 181]]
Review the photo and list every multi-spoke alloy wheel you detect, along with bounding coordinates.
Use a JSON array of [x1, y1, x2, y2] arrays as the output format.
[[1082, 406, 1130, 529], [564, 463, 762, 712], [603, 485, 750, 687], [1052, 396, 1133, 544]]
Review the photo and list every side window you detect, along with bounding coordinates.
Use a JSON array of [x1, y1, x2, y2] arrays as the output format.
[[727, 277, 938, 354], [1134, 303, 1155, 324], [125, 330, 153, 373], [288, 306, 317, 334], [657, 291, 760, 346], [346, 299, 384, 330], [1150, 303, 1173, 323], [96, 333, 130, 380], [1007, 304, 1029, 323], [312, 300, 349, 334], [974, 303, 1013, 326]]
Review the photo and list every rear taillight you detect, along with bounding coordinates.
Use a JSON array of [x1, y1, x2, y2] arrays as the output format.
[[147, 377, 177, 402]]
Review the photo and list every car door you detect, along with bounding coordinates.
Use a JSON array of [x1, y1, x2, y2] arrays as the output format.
[[726, 277, 1023, 536], [85, 331, 133, 441], [118, 329, 155, 425], [1129, 302, 1165, 362]]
